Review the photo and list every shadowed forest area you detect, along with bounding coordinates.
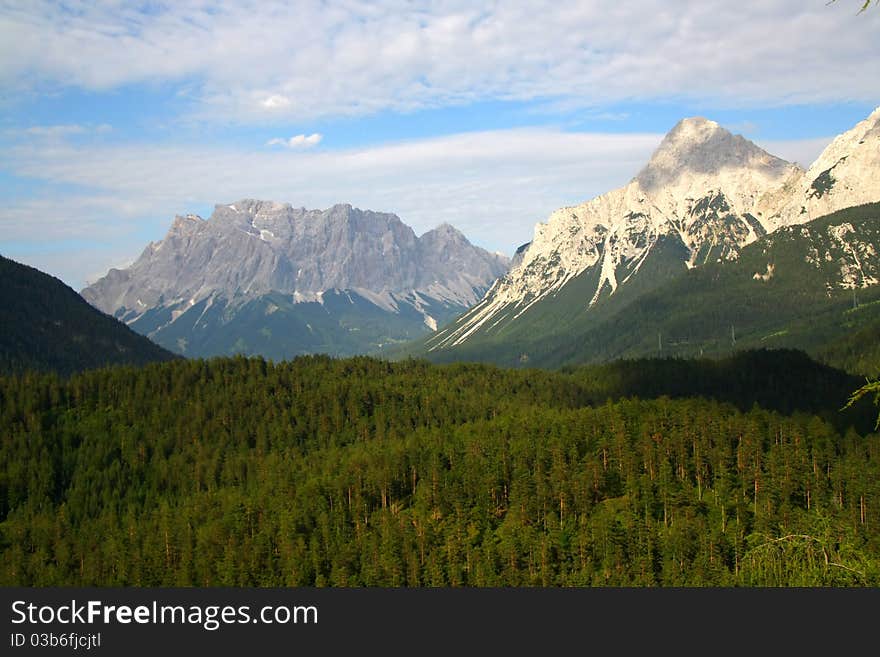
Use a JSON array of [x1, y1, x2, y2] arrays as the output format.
[[2, 351, 878, 586]]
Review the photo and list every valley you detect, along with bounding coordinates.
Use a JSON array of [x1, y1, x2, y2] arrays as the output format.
[[3, 108, 879, 590]]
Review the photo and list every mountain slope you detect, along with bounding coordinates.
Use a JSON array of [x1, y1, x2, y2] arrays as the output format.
[[427, 117, 802, 351], [770, 106, 880, 226], [421, 108, 880, 369], [418, 203, 880, 373], [0, 255, 176, 375], [82, 201, 509, 359], [541, 202, 880, 371]]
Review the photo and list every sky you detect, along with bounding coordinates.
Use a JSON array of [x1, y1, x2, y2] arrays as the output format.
[[0, 1, 878, 291]]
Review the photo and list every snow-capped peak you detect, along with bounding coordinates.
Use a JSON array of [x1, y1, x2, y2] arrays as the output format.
[[769, 105, 880, 226], [636, 117, 798, 204], [804, 106, 879, 179], [429, 108, 880, 351]]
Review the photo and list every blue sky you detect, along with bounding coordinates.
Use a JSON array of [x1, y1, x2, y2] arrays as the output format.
[[0, 1, 878, 290]]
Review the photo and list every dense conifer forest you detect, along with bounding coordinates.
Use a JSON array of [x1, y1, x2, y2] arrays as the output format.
[[2, 351, 878, 586], [0, 255, 176, 375]]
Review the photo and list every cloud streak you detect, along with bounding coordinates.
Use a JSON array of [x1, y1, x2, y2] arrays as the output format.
[[0, 127, 663, 287], [267, 133, 323, 149], [1, 1, 877, 123], [14, 124, 113, 140], [0, 125, 833, 290]]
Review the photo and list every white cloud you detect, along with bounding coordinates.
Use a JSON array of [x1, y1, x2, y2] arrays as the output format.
[[0, 196, 156, 242], [12, 124, 114, 140], [261, 95, 291, 110], [0, 125, 840, 289], [0, 246, 140, 293], [753, 136, 835, 169], [0, 128, 664, 285], [1, 2, 877, 123], [267, 133, 323, 148], [24, 124, 86, 138]]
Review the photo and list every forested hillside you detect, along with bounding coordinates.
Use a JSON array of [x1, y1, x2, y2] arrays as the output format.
[[414, 203, 880, 376], [2, 352, 878, 586], [0, 255, 176, 375]]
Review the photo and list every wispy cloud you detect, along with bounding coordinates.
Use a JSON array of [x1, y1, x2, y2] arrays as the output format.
[[0, 124, 837, 289], [0, 196, 155, 242], [725, 121, 760, 136], [753, 136, 835, 169], [261, 95, 291, 110], [1, 2, 877, 123], [17, 124, 112, 139], [24, 124, 85, 138], [0, 127, 665, 285], [266, 133, 323, 149]]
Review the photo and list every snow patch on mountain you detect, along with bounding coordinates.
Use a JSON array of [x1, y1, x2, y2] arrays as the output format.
[[753, 264, 775, 282], [430, 108, 880, 351], [82, 202, 510, 338], [828, 223, 879, 288], [771, 106, 880, 226]]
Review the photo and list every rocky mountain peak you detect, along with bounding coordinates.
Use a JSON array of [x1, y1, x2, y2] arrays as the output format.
[[168, 213, 204, 236], [667, 116, 723, 141], [769, 105, 880, 226], [429, 108, 880, 353], [422, 222, 467, 242], [172, 213, 204, 225], [805, 105, 879, 175], [82, 201, 510, 347], [636, 117, 794, 192]]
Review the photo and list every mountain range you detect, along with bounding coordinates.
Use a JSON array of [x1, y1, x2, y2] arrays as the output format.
[[82, 201, 508, 360], [418, 107, 880, 372]]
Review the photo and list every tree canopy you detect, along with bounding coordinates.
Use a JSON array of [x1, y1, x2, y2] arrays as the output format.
[[2, 353, 878, 587]]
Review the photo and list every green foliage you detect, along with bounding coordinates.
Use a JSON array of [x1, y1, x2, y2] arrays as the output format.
[[816, 314, 880, 377], [0, 255, 176, 376], [2, 352, 878, 587], [829, 0, 874, 13], [808, 167, 836, 200], [132, 290, 462, 360], [845, 379, 880, 429], [412, 203, 880, 376]]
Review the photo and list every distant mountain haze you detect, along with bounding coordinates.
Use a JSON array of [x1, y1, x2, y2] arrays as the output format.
[[82, 201, 509, 359], [79, 107, 880, 367]]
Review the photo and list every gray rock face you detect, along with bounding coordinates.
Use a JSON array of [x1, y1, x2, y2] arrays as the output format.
[[510, 242, 531, 270], [426, 108, 880, 353], [635, 117, 795, 193], [81, 201, 509, 357]]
